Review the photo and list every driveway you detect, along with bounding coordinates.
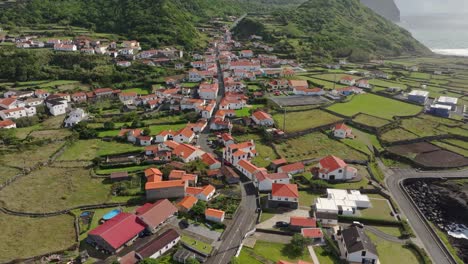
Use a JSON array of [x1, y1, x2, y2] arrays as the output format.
[[256, 209, 310, 229]]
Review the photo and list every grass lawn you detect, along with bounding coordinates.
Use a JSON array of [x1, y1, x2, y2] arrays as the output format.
[[259, 210, 277, 223], [0, 141, 65, 168], [149, 123, 187, 135], [58, 139, 143, 160], [275, 132, 368, 162], [233, 133, 278, 167], [13, 123, 42, 139], [0, 212, 76, 263], [442, 139, 468, 150], [237, 248, 264, 264], [0, 167, 113, 213], [327, 93, 422, 120], [298, 190, 321, 207], [353, 114, 391, 128], [123, 87, 150, 95], [371, 225, 402, 237], [380, 128, 418, 143], [297, 76, 347, 89], [248, 240, 313, 263], [369, 79, 407, 89], [432, 141, 468, 157], [0, 166, 21, 185], [29, 129, 73, 140], [410, 72, 431, 79], [181, 235, 213, 254], [365, 232, 420, 264], [235, 104, 265, 117], [181, 82, 199, 88], [360, 198, 395, 221], [330, 166, 373, 190], [313, 246, 341, 264], [272, 109, 343, 133], [401, 117, 447, 138], [95, 164, 152, 175]]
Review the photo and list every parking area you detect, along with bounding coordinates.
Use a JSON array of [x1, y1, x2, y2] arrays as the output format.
[[173, 218, 222, 241], [256, 209, 310, 229]]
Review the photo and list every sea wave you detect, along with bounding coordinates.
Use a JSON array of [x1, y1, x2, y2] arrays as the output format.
[[432, 48, 468, 57]]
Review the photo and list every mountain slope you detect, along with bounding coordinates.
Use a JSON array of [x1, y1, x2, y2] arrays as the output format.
[[288, 0, 430, 58], [361, 0, 400, 22]]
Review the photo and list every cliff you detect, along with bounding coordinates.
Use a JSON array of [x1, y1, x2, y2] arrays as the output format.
[[360, 0, 400, 22]]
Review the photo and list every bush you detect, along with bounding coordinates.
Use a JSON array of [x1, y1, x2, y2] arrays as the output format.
[[404, 242, 432, 264]]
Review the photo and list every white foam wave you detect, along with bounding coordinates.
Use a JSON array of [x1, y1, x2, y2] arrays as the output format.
[[432, 48, 468, 57]]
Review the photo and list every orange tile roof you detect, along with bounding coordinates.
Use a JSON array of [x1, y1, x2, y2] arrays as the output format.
[[301, 228, 323, 239], [145, 180, 186, 190], [168, 170, 186, 180], [145, 168, 163, 178], [173, 144, 198, 159], [290, 217, 316, 228], [0, 119, 15, 127], [201, 185, 215, 196], [334, 123, 351, 131], [201, 153, 219, 166], [205, 208, 225, 219], [186, 187, 203, 196], [162, 140, 180, 149], [176, 126, 194, 138], [278, 162, 304, 173], [271, 183, 299, 198], [319, 155, 347, 173], [237, 160, 260, 174], [288, 80, 308, 88], [177, 196, 198, 210], [252, 111, 272, 121]]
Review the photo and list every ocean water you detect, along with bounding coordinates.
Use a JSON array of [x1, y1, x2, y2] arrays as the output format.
[[398, 13, 468, 56]]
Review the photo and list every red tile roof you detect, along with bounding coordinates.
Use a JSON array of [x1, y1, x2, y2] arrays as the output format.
[[252, 111, 272, 121], [88, 212, 145, 251], [205, 208, 225, 219], [237, 159, 260, 174], [290, 216, 317, 228], [271, 183, 299, 198], [0, 98, 16, 106], [145, 180, 186, 191], [271, 158, 287, 166], [334, 123, 351, 131], [319, 155, 347, 173], [177, 196, 198, 210], [278, 162, 304, 173], [301, 228, 323, 238], [0, 119, 15, 127], [135, 199, 177, 229], [201, 152, 219, 166]]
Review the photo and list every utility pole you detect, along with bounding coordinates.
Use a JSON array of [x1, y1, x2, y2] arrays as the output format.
[[282, 106, 286, 133]]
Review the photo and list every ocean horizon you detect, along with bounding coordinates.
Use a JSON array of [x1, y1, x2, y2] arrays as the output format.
[[398, 12, 468, 57]]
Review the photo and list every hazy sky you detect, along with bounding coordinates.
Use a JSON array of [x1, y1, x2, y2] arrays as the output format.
[[395, 0, 468, 15]]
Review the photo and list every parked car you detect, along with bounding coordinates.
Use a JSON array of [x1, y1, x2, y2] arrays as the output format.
[[179, 219, 189, 229], [352, 221, 364, 228], [275, 221, 289, 228]]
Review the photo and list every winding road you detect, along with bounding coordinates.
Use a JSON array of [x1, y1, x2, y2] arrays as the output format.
[[383, 165, 468, 264]]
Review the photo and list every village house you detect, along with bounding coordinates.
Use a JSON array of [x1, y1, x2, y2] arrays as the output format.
[[35, 89, 50, 99], [135, 229, 180, 260], [201, 152, 222, 170], [172, 142, 205, 163], [169, 170, 198, 186], [4, 90, 34, 99], [336, 86, 363, 96], [72, 92, 87, 103], [251, 111, 274, 126], [229, 60, 261, 71], [237, 159, 264, 181], [288, 80, 309, 90], [174, 126, 195, 143], [293, 87, 325, 96], [177, 196, 198, 212], [340, 226, 380, 264], [268, 79, 289, 91], [277, 162, 305, 175], [135, 199, 177, 234], [205, 208, 225, 223], [87, 212, 145, 254], [269, 158, 288, 171], [332, 123, 353, 139], [254, 171, 291, 191], [0, 97, 20, 109], [315, 189, 371, 217], [186, 184, 216, 201], [239, 50, 254, 58], [220, 133, 235, 146], [289, 216, 317, 231], [223, 140, 257, 165], [64, 108, 87, 127], [339, 76, 356, 86], [199, 83, 219, 100], [315, 155, 357, 181], [0, 106, 36, 120], [54, 44, 77, 52], [302, 228, 324, 244], [356, 79, 372, 89], [268, 183, 299, 209], [145, 180, 188, 201], [408, 90, 429, 105], [119, 92, 138, 105], [0, 119, 16, 129], [110, 171, 130, 182]]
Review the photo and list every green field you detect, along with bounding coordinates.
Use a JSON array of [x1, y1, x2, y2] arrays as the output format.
[[365, 232, 421, 264], [352, 114, 391, 128], [298, 190, 321, 207], [380, 128, 418, 143], [0, 167, 113, 212], [275, 132, 368, 162], [0, 166, 21, 185], [360, 197, 395, 221], [123, 87, 150, 95], [432, 141, 468, 157], [233, 133, 278, 167], [0, 212, 75, 263], [95, 164, 152, 174], [58, 139, 143, 160], [327, 94, 422, 119], [235, 104, 265, 117], [369, 79, 407, 89], [98, 123, 187, 138], [181, 235, 213, 254], [273, 109, 342, 133], [240, 240, 312, 263], [0, 141, 65, 168]]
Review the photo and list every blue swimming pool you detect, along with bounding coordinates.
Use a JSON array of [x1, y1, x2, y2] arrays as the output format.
[[102, 209, 121, 220]]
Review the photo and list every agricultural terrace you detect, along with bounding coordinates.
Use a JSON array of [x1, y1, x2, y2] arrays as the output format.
[[272, 109, 343, 133], [0, 141, 65, 168], [352, 114, 391, 128], [275, 132, 368, 162], [380, 128, 418, 143], [58, 139, 143, 160], [0, 167, 116, 212], [0, 213, 75, 263], [327, 94, 422, 119], [0, 166, 21, 185]]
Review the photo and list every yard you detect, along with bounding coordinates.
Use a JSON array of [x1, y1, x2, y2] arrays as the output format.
[[0, 212, 76, 263], [0, 167, 114, 213], [359, 197, 396, 221], [313, 246, 341, 264], [123, 87, 150, 95], [235, 104, 265, 117], [326, 93, 422, 120], [58, 139, 143, 161], [233, 133, 278, 167], [181, 235, 213, 254], [272, 109, 343, 133], [365, 232, 420, 264], [298, 190, 321, 207], [240, 240, 313, 263], [275, 132, 368, 162]]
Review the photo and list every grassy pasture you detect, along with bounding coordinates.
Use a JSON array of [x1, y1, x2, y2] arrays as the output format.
[[272, 109, 343, 133]]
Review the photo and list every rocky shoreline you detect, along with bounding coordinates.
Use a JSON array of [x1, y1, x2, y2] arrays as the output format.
[[404, 179, 468, 263]]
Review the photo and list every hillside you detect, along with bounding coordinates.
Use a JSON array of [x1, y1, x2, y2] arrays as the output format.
[[361, 0, 400, 22], [235, 0, 430, 60]]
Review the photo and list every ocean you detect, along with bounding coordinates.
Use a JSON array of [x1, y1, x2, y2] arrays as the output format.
[[398, 13, 468, 56]]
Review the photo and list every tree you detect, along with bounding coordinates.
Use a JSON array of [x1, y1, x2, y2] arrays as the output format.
[[186, 258, 200, 264], [103, 121, 115, 130], [191, 200, 207, 216], [143, 127, 152, 136], [289, 233, 310, 256]]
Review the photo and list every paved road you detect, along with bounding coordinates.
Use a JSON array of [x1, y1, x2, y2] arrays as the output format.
[[207, 181, 258, 264], [384, 166, 468, 264]]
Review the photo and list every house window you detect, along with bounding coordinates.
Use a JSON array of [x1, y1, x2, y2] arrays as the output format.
[[285, 198, 288, 201], [361, 251, 366, 257], [338, 169, 342, 173]]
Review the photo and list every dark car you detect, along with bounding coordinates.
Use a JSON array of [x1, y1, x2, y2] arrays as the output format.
[[275, 221, 289, 228], [179, 219, 189, 229]]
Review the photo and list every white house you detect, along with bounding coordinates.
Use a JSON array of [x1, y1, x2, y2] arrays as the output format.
[[356, 80, 371, 89], [199, 83, 219, 100], [0, 106, 36, 120], [119, 92, 138, 105], [224, 140, 257, 166], [268, 183, 299, 209], [46, 99, 68, 116], [236, 159, 263, 180], [339, 76, 356, 86], [205, 208, 225, 223], [254, 171, 291, 191], [316, 155, 357, 181], [341, 226, 380, 264], [64, 108, 87, 127], [188, 69, 203, 82], [137, 136, 153, 146], [239, 50, 254, 58], [186, 185, 216, 201], [332, 123, 353, 139], [135, 229, 180, 260], [174, 127, 195, 143], [0, 119, 16, 129], [408, 90, 429, 105], [251, 111, 274, 126]]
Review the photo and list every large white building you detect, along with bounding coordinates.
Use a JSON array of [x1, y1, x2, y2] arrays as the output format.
[[0, 106, 36, 120], [64, 108, 87, 127], [315, 189, 370, 216], [46, 99, 68, 116], [408, 90, 429, 105]]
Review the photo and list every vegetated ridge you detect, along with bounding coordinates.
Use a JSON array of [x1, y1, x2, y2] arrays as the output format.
[[360, 0, 400, 22]]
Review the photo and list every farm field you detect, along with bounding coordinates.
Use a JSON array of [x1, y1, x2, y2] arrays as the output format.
[[369, 79, 407, 89], [432, 141, 468, 157], [233, 133, 278, 167], [0, 212, 75, 263], [95, 164, 152, 174], [275, 132, 368, 162], [28, 129, 73, 140], [0, 141, 65, 168], [123, 88, 150, 95], [272, 109, 342, 133], [296, 75, 347, 89], [0, 167, 113, 212], [400, 117, 447, 137], [380, 128, 418, 143], [352, 114, 391, 128], [58, 139, 143, 160], [0, 166, 21, 185], [327, 94, 422, 119]]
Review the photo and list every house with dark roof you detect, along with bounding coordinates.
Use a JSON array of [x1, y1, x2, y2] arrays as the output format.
[[87, 212, 146, 254], [135, 199, 177, 234], [136, 229, 180, 260], [340, 226, 379, 264]]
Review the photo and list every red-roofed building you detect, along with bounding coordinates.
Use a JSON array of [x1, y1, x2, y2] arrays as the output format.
[[254, 171, 291, 191], [185, 184, 216, 201], [145, 180, 188, 201], [251, 111, 274, 126], [201, 152, 221, 170], [236, 159, 263, 180], [172, 143, 204, 163], [94, 88, 114, 98], [72, 92, 87, 102], [239, 50, 254, 58], [0, 119, 16, 129], [169, 170, 198, 186], [174, 126, 195, 143], [87, 212, 145, 253], [136, 229, 180, 259], [288, 80, 308, 90], [177, 196, 198, 212], [301, 228, 324, 243], [224, 140, 257, 166], [278, 162, 305, 175], [135, 199, 177, 233], [332, 123, 353, 139], [289, 217, 317, 231], [205, 208, 225, 223], [316, 155, 357, 181], [339, 76, 356, 86], [270, 158, 288, 170], [269, 183, 299, 209], [199, 82, 219, 100]]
